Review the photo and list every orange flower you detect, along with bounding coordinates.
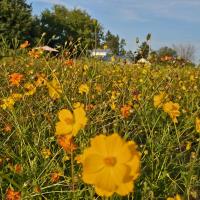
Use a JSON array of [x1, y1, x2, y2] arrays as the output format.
[[56, 135, 77, 153], [6, 188, 21, 200], [121, 105, 132, 118], [64, 59, 74, 66], [9, 73, 23, 87], [50, 171, 62, 183], [14, 164, 22, 174], [3, 124, 12, 133], [28, 49, 42, 59], [20, 40, 30, 49]]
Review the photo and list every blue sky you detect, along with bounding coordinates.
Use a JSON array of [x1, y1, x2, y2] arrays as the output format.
[[27, 0, 200, 61]]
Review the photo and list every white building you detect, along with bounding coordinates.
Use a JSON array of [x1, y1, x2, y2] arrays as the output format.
[[90, 49, 112, 57]]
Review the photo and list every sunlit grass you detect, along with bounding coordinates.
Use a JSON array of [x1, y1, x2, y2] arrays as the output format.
[[0, 52, 200, 199]]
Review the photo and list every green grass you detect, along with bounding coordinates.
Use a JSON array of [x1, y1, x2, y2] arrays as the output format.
[[0, 54, 200, 200]]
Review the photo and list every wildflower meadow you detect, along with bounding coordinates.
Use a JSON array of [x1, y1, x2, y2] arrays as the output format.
[[0, 44, 200, 200]]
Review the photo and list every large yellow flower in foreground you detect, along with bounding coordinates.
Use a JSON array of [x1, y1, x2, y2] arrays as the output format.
[[55, 106, 87, 137], [79, 133, 141, 197], [163, 101, 180, 123]]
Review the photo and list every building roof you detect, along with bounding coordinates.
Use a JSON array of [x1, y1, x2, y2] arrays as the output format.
[[34, 46, 59, 52], [91, 49, 112, 53]]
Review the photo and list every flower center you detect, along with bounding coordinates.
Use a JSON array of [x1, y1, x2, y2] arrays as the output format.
[[65, 117, 74, 124], [104, 156, 117, 166]]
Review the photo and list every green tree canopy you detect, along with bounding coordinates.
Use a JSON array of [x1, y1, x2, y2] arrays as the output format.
[[157, 46, 177, 58], [104, 30, 126, 55], [40, 5, 103, 50], [0, 0, 37, 45]]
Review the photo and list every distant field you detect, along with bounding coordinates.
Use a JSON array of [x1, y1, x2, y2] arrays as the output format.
[[0, 53, 200, 200]]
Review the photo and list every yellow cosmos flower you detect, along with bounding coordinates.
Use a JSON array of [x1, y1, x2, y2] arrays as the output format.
[[0, 97, 15, 110], [83, 64, 89, 71], [110, 102, 116, 110], [79, 133, 141, 197], [55, 106, 87, 137], [11, 93, 23, 101], [163, 101, 180, 123], [79, 84, 89, 95], [46, 78, 62, 100], [24, 83, 36, 96], [163, 101, 180, 121], [153, 92, 166, 108], [195, 117, 200, 133], [167, 194, 182, 200], [41, 148, 52, 159]]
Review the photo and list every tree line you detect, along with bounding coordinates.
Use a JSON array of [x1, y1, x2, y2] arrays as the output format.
[[0, 0, 196, 62], [0, 0, 126, 55]]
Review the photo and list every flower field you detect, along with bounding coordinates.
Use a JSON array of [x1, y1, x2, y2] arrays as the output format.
[[0, 51, 200, 199]]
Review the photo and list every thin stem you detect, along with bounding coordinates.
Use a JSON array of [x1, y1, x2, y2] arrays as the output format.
[[71, 151, 75, 193]]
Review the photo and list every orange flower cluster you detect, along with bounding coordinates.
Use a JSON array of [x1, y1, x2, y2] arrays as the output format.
[[20, 40, 30, 49], [28, 49, 43, 59], [121, 105, 132, 118], [9, 73, 23, 87], [6, 188, 21, 200]]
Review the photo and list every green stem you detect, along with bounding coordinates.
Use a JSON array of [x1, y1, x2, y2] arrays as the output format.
[[71, 151, 75, 193]]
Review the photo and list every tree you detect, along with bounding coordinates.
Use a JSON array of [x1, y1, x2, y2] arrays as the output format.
[[157, 46, 177, 58], [119, 38, 126, 56], [104, 31, 119, 55], [40, 5, 103, 50], [0, 0, 37, 46], [172, 44, 195, 62], [134, 41, 150, 62], [40, 5, 72, 47], [134, 33, 151, 62], [104, 31, 126, 55], [126, 50, 134, 61]]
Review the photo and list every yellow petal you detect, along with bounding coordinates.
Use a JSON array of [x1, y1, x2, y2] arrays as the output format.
[[112, 164, 131, 185], [83, 154, 104, 174], [105, 133, 125, 156], [74, 107, 87, 127], [90, 135, 107, 155], [55, 121, 73, 136], [116, 180, 133, 196], [95, 186, 113, 197], [95, 167, 116, 192], [58, 109, 73, 123]]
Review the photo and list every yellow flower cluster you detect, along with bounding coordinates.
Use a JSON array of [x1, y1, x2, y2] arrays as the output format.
[[79, 84, 89, 95], [154, 92, 180, 123]]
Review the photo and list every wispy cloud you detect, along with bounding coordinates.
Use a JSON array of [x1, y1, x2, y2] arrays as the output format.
[[34, 0, 66, 4], [33, 0, 200, 23]]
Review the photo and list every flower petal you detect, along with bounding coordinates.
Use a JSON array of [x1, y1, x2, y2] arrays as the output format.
[[55, 121, 73, 136], [58, 109, 73, 122]]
